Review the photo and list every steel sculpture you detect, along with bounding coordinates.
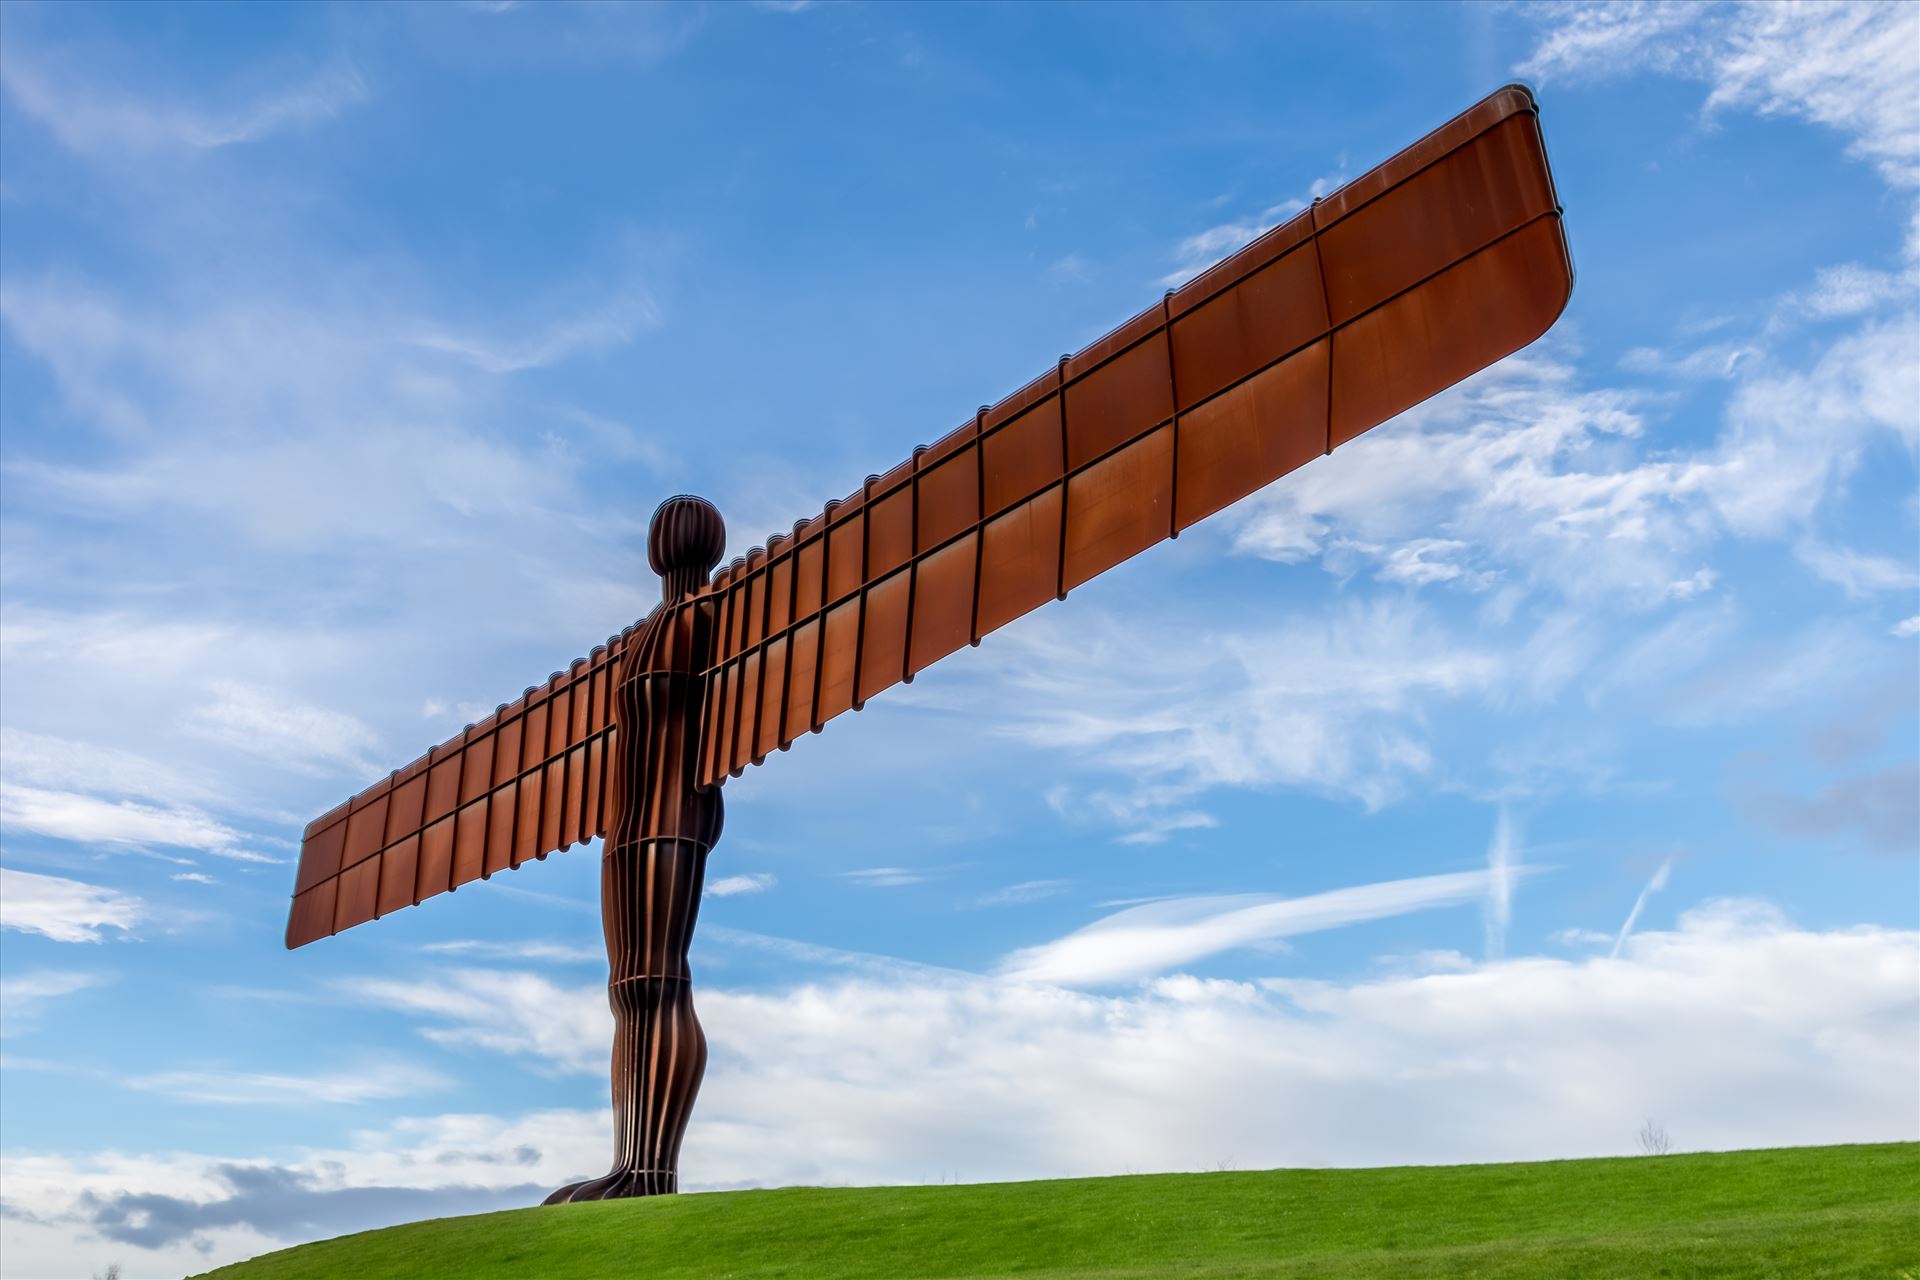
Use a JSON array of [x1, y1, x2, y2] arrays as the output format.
[[286, 85, 1574, 1203]]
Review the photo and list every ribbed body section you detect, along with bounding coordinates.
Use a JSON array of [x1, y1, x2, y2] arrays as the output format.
[[547, 511, 723, 1204]]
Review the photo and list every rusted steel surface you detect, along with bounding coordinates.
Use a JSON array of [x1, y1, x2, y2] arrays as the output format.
[[287, 83, 1572, 1203], [690, 82, 1570, 786], [547, 496, 726, 1202]]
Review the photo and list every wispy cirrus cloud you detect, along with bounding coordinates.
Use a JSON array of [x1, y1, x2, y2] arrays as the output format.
[[707, 873, 777, 898], [1000, 866, 1540, 986], [0, 968, 110, 1029], [418, 939, 603, 964], [1158, 176, 1343, 288], [1520, 2, 1920, 188], [1793, 541, 1919, 599], [0, 44, 367, 157], [125, 1063, 449, 1107], [1611, 857, 1672, 957], [0, 867, 144, 943], [0, 786, 275, 864]]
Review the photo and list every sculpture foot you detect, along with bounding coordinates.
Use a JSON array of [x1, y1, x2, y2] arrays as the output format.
[[543, 1168, 678, 1204]]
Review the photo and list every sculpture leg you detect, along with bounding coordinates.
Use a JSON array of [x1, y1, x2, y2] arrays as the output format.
[[545, 816, 717, 1203]]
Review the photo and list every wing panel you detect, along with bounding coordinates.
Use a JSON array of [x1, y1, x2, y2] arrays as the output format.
[[286, 631, 630, 948], [691, 83, 1571, 789], [1174, 338, 1330, 531]]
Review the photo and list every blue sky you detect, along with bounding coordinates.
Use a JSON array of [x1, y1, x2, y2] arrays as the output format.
[[2, 2, 1916, 1275]]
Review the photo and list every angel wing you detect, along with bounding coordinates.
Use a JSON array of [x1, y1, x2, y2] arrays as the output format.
[[287, 83, 1571, 948], [690, 84, 1570, 783]]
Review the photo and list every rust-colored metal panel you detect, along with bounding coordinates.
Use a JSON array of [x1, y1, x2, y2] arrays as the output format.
[[1175, 338, 1330, 531], [917, 445, 979, 552], [540, 755, 568, 854], [865, 487, 913, 582], [1316, 112, 1555, 326], [731, 649, 762, 775], [1063, 425, 1175, 592], [1330, 214, 1570, 446], [486, 784, 517, 875], [333, 855, 379, 934], [522, 697, 550, 773], [293, 818, 344, 895], [784, 616, 822, 742], [583, 734, 606, 839], [794, 536, 825, 618], [384, 769, 427, 846], [378, 835, 419, 917], [755, 635, 789, 761], [1171, 235, 1327, 411], [342, 791, 388, 872], [424, 751, 461, 826], [856, 569, 909, 705], [983, 395, 1063, 516], [417, 816, 454, 901], [909, 531, 979, 675], [825, 508, 865, 603], [513, 769, 543, 863], [977, 483, 1063, 638], [492, 713, 523, 789], [459, 731, 494, 806], [1063, 328, 1175, 470], [815, 599, 860, 723], [765, 556, 794, 641], [453, 798, 488, 886]]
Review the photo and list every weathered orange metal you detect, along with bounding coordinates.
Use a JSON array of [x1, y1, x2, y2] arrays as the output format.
[[288, 84, 1573, 1200]]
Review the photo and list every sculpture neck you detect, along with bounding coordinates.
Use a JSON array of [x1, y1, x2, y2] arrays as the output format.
[[660, 567, 706, 603]]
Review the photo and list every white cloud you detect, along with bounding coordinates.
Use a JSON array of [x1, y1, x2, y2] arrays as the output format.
[[1520, 2, 1920, 188], [982, 599, 1501, 832], [975, 879, 1070, 907], [188, 680, 385, 779], [403, 290, 661, 374], [707, 873, 777, 898], [1612, 856, 1673, 957], [1894, 616, 1920, 639], [0, 969, 108, 1027], [0, 728, 214, 806], [0, 43, 368, 157], [1231, 309, 1917, 602], [0, 867, 143, 943], [1483, 808, 1520, 961], [124, 1064, 449, 1106], [1000, 867, 1537, 986], [17, 900, 1910, 1276], [1703, 316, 1920, 535], [0, 785, 275, 863], [843, 866, 931, 888], [1158, 179, 1340, 287], [419, 939, 603, 963], [1793, 263, 1917, 318], [344, 969, 611, 1074], [1794, 541, 1920, 599]]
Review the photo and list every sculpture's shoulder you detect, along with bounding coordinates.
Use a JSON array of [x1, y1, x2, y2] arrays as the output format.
[[621, 598, 713, 680]]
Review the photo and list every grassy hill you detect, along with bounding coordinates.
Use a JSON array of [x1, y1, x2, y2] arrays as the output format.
[[196, 1142, 1918, 1279]]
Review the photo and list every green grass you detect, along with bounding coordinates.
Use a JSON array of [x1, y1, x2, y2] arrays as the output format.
[[196, 1143, 1919, 1280]]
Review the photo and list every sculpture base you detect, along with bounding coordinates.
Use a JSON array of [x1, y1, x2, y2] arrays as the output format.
[[543, 1167, 678, 1204]]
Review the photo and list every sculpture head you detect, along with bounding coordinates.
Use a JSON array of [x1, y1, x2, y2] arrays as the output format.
[[649, 494, 727, 601]]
